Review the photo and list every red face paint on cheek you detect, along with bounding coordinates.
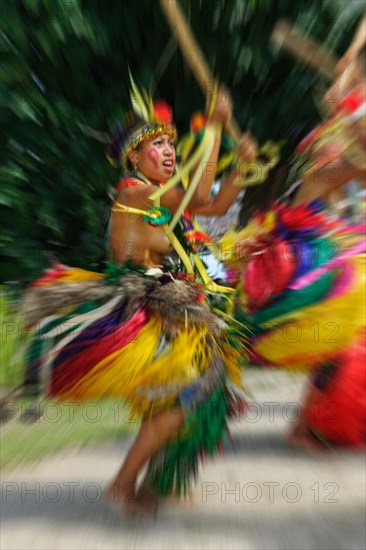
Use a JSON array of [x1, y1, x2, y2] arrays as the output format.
[[147, 147, 159, 169]]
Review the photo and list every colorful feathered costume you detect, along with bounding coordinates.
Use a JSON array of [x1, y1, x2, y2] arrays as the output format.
[[222, 201, 365, 446], [23, 256, 245, 492], [21, 80, 247, 495], [220, 85, 366, 446], [222, 201, 365, 362]]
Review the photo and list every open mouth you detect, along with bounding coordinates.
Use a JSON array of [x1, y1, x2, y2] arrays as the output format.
[[162, 159, 174, 172]]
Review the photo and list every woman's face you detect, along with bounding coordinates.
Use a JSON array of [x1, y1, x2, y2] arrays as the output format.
[[132, 133, 176, 184]]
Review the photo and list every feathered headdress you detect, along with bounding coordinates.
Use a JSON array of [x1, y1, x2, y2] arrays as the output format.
[[114, 72, 177, 169]]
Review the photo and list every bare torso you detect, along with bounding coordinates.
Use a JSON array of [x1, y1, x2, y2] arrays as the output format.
[[109, 187, 173, 267]]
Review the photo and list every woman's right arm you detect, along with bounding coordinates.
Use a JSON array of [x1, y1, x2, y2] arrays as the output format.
[[158, 86, 234, 213]]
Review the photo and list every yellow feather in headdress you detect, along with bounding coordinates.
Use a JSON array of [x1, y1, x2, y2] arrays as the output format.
[[128, 69, 149, 122], [142, 87, 155, 121]]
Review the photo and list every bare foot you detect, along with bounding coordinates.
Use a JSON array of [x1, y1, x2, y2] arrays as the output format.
[[136, 482, 159, 513], [105, 484, 156, 519], [286, 431, 329, 454]]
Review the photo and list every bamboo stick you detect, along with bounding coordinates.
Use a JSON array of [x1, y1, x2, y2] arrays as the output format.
[[160, 0, 242, 142], [271, 19, 339, 80]]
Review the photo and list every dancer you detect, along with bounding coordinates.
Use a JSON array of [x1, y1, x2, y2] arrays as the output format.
[[287, 38, 366, 450], [220, 32, 366, 451], [22, 83, 257, 517]]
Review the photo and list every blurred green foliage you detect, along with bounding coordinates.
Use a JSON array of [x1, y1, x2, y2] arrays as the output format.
[[1, 0, 363, 282], [0, 287, 26, 388]]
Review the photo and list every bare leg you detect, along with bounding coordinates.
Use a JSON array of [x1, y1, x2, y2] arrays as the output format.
[[287, 383, 328, 452], [106, 408, 185, 516]]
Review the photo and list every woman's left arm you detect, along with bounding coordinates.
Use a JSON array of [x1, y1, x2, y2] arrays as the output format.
[[189, 132, 258, 216], [292, 162, 366, 206]]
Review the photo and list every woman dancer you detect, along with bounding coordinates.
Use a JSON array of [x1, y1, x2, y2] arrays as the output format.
[[220, 38, 365, 451], [23, 84, 257, 516]]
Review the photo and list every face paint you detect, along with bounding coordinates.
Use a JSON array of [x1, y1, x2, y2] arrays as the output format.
[[147, 147, 159, 169], [137, 135, 176, 184]]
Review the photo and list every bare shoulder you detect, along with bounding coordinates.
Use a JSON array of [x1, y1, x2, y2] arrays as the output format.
[[121, 185, 186, 213], [116, 185, 156, 209]]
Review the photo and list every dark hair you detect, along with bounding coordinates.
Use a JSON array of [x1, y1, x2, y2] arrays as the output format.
[[287, 121, 317, 150], [106, 113, 144, 169]]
